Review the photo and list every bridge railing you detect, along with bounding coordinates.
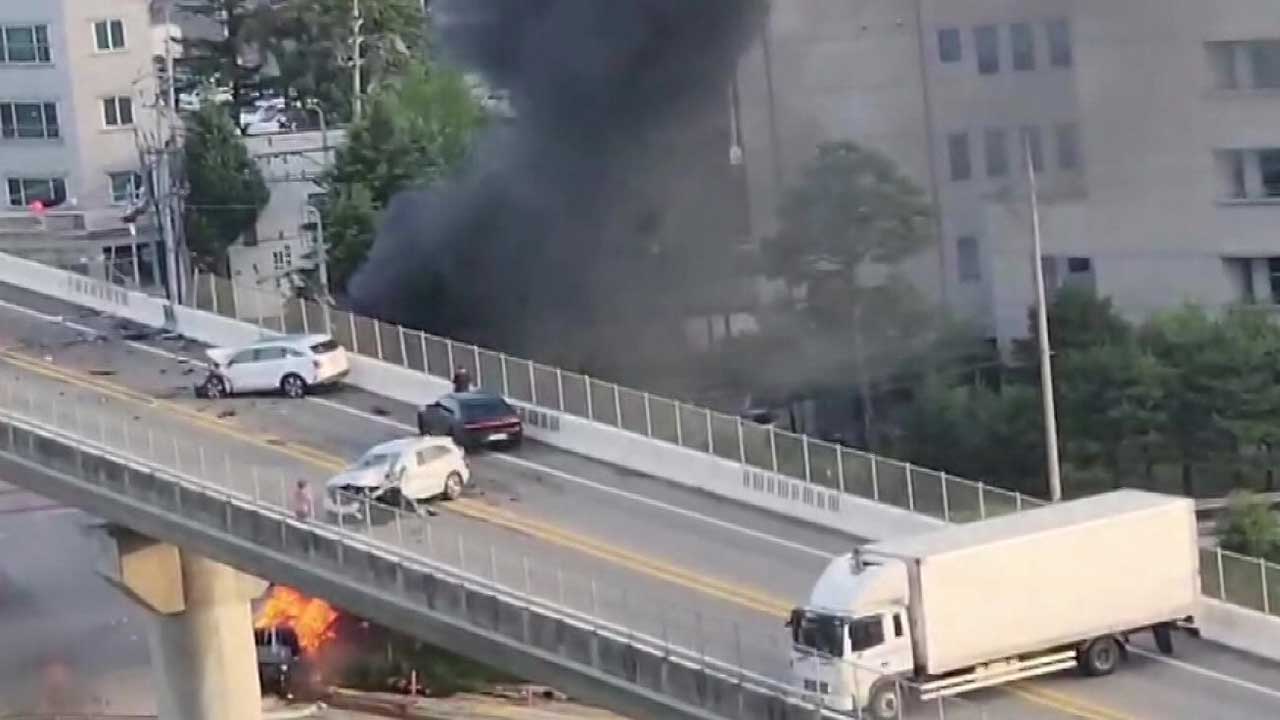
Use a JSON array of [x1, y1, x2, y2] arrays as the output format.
[[188, 270, 1040, 525], [0, 365, 993, 720], [1201, 546, 1280, 620]]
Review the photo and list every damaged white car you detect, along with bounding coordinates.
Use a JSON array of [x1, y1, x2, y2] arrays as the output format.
[[194, 334, 349, 400], [324, 436, 469, 520]]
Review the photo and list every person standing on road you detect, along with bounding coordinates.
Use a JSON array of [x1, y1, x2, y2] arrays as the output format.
[[292, 480, 314, 520], [452, 366, 472, 394]]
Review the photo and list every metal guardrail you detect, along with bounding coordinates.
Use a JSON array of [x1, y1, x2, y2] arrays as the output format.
[[0, 373, 992, 720], [187, 270, 1042, 525], [1201, 546, 1280, 619]]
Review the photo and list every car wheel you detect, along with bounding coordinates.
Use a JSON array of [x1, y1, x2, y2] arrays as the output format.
[[444, 471, 464, 500], [203, 375, 227, 400], [280, 373, 307, 399]]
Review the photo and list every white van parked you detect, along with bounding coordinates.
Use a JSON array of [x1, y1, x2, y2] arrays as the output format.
[[197, 334, 350, 400], [324, 436, 469, 520]]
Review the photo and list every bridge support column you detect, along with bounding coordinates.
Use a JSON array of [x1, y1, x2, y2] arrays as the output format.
[[95, 527, 267, 720]]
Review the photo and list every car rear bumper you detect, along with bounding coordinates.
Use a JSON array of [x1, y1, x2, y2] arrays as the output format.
[[313, 368, 350, 386], [463, 426, 523, 447]]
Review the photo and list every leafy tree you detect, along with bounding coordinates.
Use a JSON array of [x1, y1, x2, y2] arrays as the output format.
[[178, 0, 271, 114], [1218, 491, 1280, 561], [264, 0, 428, 122], [762, 141, 933, 448], [1016, 285, 1131, 364], [322, 63, 484, 290], [182, 104, 269, 268]]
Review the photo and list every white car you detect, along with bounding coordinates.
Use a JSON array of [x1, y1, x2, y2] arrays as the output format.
[[197, 334, 350, 400], [324, 436, 469, 519]]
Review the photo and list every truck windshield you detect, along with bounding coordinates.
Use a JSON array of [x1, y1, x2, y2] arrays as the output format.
[[790, 610, 845, 658]]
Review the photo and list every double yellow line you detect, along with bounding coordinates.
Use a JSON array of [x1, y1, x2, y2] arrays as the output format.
[[0, 347, 1138, 719]]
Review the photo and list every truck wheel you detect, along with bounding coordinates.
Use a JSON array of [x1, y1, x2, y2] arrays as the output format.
[[1078, 636, 1122, 676], [1153, 623, 1175, 654], [866, 681, 902, 720]]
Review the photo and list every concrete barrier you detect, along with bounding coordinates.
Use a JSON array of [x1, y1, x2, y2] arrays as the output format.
[[1197, 598, 1280, 663], [0, 250, 169, 329]]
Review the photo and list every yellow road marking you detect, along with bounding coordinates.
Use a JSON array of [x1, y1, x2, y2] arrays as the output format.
[[0, 348, 1139, 720]]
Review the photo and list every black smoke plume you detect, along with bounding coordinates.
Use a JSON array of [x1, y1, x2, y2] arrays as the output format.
[[347, 0, 766, 372]]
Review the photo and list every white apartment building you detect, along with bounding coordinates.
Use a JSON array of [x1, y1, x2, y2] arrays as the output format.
[[0, 0, 163, 283], [228, 128, 345, 309], [736, 0, 1280, 348]]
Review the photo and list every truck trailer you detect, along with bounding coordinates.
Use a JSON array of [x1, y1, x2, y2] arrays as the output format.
[[788, 489, 1200, 718]]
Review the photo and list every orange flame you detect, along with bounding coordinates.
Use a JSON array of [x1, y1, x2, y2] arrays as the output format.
[[255, 586, 339, 655]]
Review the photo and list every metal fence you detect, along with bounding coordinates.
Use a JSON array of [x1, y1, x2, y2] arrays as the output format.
[[186, 270, 1041, 525], [1201, 546, 1280, 619], [0, 368, 993, 720]]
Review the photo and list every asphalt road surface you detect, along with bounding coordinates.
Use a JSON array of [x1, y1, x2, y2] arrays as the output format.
[[1, 285, 1280, 720]]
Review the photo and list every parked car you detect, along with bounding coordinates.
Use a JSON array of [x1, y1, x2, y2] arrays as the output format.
[[324, 436, 469, 521], [195, 334, 349, 400], [416, 392, 523, 450]]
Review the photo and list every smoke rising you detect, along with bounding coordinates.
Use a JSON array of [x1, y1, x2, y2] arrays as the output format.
[[347, 0, 765, 370]]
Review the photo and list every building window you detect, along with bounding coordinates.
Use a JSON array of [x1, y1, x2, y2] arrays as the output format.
[[1, 24, 52, 63], [1260, 150, 1280, 197], [1011, 22, 1035, 71], [1226, 150, 1248, 199], [93, 19, 126, 52], [1055, 122, 1081, 171], [7, 177, 66, 207], [938, 28, 961, 63], [957, 236, 981, 283], [984, 128, 1008, 178], [975, 25, 1000, 75], [0, 102, 59, 139], [1020, 125, 1044, 173], [108, 171, 144, 205], [1268, 258, 1280, 304], [1250, 42, 1280, 90], [272, 246, 293, 271], [1047, 19, 1072, 68], [947, 132, 971, 181], [102, 96, 134, 127]]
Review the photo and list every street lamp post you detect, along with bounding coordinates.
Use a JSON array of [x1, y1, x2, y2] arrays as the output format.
[[1025, 134, 1063, 502]]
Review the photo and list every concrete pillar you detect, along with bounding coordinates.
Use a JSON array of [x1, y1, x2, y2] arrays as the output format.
[[95, 527, 267, 720]]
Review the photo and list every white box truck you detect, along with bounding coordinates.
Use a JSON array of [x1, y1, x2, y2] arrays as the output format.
[[788, 489, 1200, 718]]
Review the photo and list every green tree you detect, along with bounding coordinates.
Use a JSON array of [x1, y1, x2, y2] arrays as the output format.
[[265, 0, 428, 122], [1016, 285, 1131, 364], [322, 63, 484, 290], [1218, 490, 1280, 561], [182, 105, 269, 268], [762, 141, 934, 448]]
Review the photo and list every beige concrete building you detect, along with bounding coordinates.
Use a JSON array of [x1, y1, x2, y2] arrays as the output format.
[[0, 0, 163, 285], [736, 0, 1280, 348]]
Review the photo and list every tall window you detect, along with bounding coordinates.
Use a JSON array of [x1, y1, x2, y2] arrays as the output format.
[[1011, 22, 1035, 71], [1047, 19, 1072, 68], [984, 128, 1009, 178], [948, 132, 971, 181], [1019, 125, 1044, 173], [6, 177, 66, 207], [1260, 149, 1280, 197], [1249, 42, 1280, 89], [938, 28, 961, 63], [957, 236, 981, 283], [1267, 258, 1280, 304], [0, 102, 59, 139], [108, 171, 144, 205], [1, 24, 51, 63], [1055, 122, 1081, 171], [975, 25, 1000, 75], [93, 19, 126, 51], [102, 96, 134, 127]]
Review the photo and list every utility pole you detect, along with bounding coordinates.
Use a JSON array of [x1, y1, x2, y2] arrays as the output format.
[[160, 4, 182, 304], [1026, 134, 1063, 502], [351, 0, 364, 121]]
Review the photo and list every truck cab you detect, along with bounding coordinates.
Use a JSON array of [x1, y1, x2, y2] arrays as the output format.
[[789, 555, 914, 716]]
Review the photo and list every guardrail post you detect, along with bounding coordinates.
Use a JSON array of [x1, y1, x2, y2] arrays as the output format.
[[644, 393, 653, 436], [420, 333, 431, 376], [446, 339, 455, 374], [612, 384, 622, 428], [977, 481, 987, 519], [802, 437, 812, 483], [556, 368, 565, 411], [500, 354, 510, 396], [673, 401, 683, 445], [395, 506, 404, 545], [705, 411, 714, 454], [529, 363, 538, 405], [769, 426, 778, 472], [348, 313, 359, 354], [584, 377, 594, 419], [299, 298, 309, 334], [1261, 558, 1271, 615], [1216, 547, 1226, 600], [398, 325, 409, 367], [472, 346, 481, 385], [1015, 491, 1024, 511], [905, 463, 916, 511], [209, 272, 219, 314], [373, 320, 384, 360], [870, 457, 880, 501], [736, 417, 746, 464], [835, 447, 846, 494], [940, 471, 951, 522]]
